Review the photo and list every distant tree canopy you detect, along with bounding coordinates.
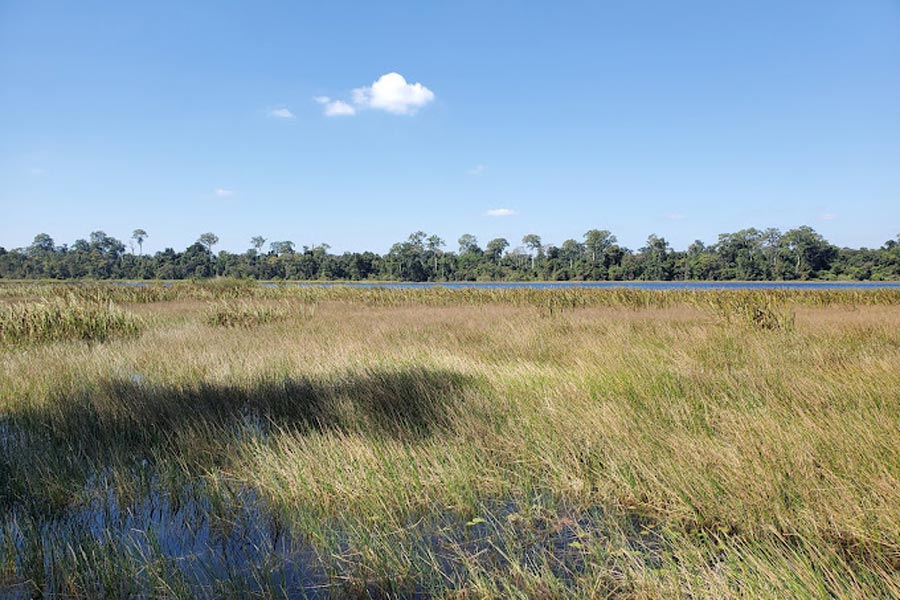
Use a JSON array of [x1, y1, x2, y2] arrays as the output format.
[[1, 228, 898, 282]]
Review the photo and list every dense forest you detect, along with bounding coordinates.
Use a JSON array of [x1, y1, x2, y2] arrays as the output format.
[[2, 227, 899, 282]]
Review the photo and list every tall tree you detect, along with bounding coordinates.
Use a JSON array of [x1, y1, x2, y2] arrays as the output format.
[[559, 239, 584, 270], [583, 229, 616, 264], [458, 234, 480, 255], [715, 228, 765, 280], [131, 229, 148, 256], [88, 231, 125, 256], [485, 238, 509, 263], [640, 235, 672, 280], [522, 234, 542, 269], [270, 240, 295, 256], [761, 228, 783, 277], [28, 233, 55, 256], [781, 226, 837, 279], [198, 232, 219, 254], [426, 234, 445, 275], [408, 231, 427, 250], [250, 236, 266, 253]]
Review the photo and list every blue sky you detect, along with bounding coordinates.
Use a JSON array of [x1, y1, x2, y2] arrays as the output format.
[[2, 0, 899, 254]]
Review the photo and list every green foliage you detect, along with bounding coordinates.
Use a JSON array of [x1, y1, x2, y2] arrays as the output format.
[[1, 226, 899, 282]]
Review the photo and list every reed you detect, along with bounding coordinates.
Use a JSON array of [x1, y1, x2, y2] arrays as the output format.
[[3, 280, 900, 310]]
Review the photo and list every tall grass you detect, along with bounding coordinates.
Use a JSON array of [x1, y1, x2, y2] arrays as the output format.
[[0, 285, 898, 597], [204, 299, 317, 328], [701, 292, 797, 330], [0, 296, 143, 346], [3, 280, 900, 309]]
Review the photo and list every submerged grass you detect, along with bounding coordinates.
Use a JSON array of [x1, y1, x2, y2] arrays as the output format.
[[0, 282, 898, 598]]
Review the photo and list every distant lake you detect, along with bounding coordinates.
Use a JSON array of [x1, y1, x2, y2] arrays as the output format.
[[274, 281, 900, 290]]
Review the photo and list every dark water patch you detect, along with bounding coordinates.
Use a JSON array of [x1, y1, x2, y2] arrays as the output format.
[[1, 478, 672, 599], [426, 500, 663, 591], [306, 498, 666, 598], [0, 367, 476, 597], [1, 366, 673, 597], [1, 480, 329, 599]]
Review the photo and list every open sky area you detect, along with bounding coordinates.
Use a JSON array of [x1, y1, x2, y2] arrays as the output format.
[[1, 0, 899, 254]]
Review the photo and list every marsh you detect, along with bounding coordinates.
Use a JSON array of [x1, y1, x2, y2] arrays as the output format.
[[1, 283, 899, 598]]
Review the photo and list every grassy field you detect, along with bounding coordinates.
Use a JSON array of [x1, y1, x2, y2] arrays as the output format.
[[1, 282, 899, 598]]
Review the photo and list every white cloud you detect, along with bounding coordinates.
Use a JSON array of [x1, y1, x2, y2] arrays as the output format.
[[468, 164, 487, 176], [666, 213, 686, 221], [326, 101, 356, 116], [819, 212, 838, 221], [214, 188, 236, 198], [314, 96, 356, 116], [268, 107, 295, 119], [485, 208, 517, 217], [28, 167, 46, 176], [314, 73, 434, 118], [352, 72, 435, 115]]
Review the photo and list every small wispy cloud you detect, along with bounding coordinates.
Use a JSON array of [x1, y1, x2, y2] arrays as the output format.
[[468, 164, 486, 176], [214, 188, 236, 198], [314, 96, 356, 117], [268, 107, 295, 119], [819, 212, 838, 221], [28, 167, 46, 176], [486, 208, 517, 217], [665, 213, 686, 221]]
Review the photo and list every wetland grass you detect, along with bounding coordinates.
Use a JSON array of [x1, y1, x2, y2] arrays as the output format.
[[204, 299, 317, 329], [0, 296, 143, 346], [0, 283, 898, 598]]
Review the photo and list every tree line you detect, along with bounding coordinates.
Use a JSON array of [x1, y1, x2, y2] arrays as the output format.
[[2, 227, 899, 282]]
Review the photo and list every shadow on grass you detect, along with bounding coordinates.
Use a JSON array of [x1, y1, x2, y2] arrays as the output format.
[[0, 366, 474, 513], [43, 366, 467, 436]]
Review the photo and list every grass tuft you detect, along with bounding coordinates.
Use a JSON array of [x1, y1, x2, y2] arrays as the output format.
[[703, 293, 796, 330], [204, 299, 317, 328], [0, 296, 143, 346]]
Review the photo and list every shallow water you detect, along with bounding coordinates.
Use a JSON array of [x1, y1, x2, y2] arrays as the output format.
[[1, 482, 326, 599], [0, 473, 662, 599]]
